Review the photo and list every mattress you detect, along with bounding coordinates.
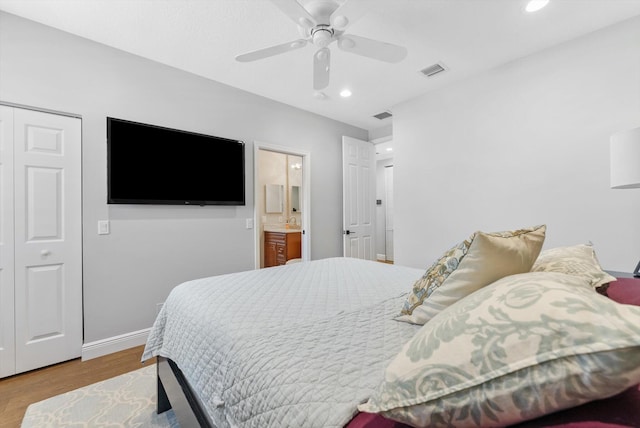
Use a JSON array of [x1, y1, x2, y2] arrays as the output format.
[[142, 257, 424, 428]]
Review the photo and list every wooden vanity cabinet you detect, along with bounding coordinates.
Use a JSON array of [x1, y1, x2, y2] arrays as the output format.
[[264, 231, 301, 267]]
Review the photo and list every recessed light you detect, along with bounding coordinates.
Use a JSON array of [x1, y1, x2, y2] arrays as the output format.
[[386, 147, 393, 152], [340, 89, 352, 98], [526, 0, 549, 13]]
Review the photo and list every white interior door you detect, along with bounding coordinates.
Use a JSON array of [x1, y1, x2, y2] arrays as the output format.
[[13, 108, 82, 374], [342, 136, 375, 260], [0, 106, 16, 377]]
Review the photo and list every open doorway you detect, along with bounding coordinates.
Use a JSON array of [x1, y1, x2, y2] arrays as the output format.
[[375, 140, 394, 263], [254, 142, 311, 269]]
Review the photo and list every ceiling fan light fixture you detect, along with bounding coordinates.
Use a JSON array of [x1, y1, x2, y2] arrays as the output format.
[[525, 0, 549, 13], [312, 27, 334, 47]]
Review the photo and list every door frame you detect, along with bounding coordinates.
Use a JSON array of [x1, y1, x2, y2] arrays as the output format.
[[0, 105, 16, 378], [253, 141, 311, 269], [0, 101, 81, 120]]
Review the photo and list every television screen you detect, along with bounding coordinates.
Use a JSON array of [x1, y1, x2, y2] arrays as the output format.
[[107, 117, 245, 205]]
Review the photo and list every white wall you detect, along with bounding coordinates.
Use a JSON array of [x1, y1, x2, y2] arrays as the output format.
[[0, 12, 367, 343], [393, 16, 640, 272]]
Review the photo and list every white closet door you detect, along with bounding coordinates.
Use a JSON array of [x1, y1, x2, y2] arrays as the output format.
[[13, 108, 82, 374], [0, 106, 16, 377]]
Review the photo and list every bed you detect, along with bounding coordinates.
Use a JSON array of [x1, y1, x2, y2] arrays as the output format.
[[142, 228, 640, 428]]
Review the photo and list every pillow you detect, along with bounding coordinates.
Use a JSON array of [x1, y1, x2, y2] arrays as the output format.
[[360, 272, 640, 428], [396, 224, 546, 325], [531, 243, 616, 288]]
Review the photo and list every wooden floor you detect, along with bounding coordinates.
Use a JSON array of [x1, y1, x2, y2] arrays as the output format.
[[0, 345, 153, 428]]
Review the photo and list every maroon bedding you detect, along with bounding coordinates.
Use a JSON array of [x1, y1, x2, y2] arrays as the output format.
[[347, 276, 640, 428]]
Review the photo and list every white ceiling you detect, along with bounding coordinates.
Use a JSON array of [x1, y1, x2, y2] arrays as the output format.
[[1, 0, 640, 132]]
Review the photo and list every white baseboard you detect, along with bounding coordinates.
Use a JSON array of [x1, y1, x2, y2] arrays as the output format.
[[82, 328, 150, 361], [376, 253, 386, 261]]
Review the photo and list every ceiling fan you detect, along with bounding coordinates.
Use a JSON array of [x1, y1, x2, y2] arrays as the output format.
[[235, 0, 408, 91]]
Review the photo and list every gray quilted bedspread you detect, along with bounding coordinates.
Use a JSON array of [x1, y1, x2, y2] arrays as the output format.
[[142, 257, 423, 428]]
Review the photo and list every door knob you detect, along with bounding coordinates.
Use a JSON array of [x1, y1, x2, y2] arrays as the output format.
[[41, 249, 51, 256]]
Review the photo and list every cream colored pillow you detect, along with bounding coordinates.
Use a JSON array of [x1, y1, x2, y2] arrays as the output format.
[[396, 224, 546, 325], [361, 272, 640, 427], [531, 243, 616, 288]]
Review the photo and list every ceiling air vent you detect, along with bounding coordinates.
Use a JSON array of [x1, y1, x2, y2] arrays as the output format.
[[420, 63, 447, 77], [373, 111, 393, 120]]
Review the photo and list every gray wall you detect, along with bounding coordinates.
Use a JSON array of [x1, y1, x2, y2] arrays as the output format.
[[0, 12, 367, 343], [393, 16, 640, 272]]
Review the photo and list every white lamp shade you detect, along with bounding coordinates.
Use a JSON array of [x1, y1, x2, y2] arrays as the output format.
[[611, 127, 640, 189]]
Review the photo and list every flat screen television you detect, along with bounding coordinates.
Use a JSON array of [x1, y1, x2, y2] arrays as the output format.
[[107, 117, 245, 205]]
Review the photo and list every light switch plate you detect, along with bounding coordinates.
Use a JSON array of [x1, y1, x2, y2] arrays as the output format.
[[98, 220, 110, 235], [246, 218, 254, 229]]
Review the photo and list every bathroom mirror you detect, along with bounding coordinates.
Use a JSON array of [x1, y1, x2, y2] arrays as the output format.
[[291, 186, 301, 213], [265, 184, 284, 213]]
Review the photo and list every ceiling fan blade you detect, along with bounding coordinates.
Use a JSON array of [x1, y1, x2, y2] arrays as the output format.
[[330, 0, 369, 30], [235, 39, 308, 62], [337, 34, 407, 63], [313, 48, 330, 90], [269, 0, 317, 29]]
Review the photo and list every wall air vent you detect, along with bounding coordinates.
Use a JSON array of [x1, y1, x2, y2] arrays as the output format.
[[420, 63, 447, 77], [373, 111, 393, 120]]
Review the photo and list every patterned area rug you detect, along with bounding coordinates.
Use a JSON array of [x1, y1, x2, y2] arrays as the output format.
[[21, 365, 179, 427]]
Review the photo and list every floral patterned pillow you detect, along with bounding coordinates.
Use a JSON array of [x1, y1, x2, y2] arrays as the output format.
[[360, 272, 640, 427], [396, 224, 546, 325], [531, 243, 616, 288]]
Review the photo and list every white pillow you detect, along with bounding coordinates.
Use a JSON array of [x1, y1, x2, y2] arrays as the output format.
[[361, 272, 640, 427], [531, 243, 616, 288]]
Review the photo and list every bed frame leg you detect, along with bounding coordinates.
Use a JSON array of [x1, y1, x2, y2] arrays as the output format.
[[157, 359, 172, 414], [156, 356, 214, 427], [158, 376, 172, 413]]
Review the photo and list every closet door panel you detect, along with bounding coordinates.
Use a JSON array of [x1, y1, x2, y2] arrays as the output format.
[[0, 106, 15, 378], [13, 108, 82, 374], [26, 166, 63, 240]]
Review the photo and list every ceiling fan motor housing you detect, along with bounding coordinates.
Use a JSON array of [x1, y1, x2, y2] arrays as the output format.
[[311, 25, 334, 47]]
